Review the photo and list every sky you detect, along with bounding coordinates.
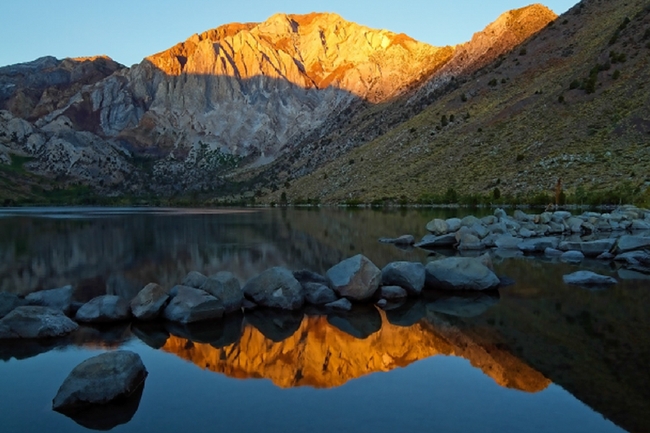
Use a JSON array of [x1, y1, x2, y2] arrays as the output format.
[[0, 0, 578, 68]]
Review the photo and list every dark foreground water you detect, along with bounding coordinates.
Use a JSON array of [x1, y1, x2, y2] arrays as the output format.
[[0, 207, 648, 433]]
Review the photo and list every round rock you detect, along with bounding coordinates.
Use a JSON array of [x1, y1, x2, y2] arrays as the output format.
[[326, 254, 381, 301]]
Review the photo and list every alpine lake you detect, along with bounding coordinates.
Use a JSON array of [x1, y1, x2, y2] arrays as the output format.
[[0, 207, 648, 433]]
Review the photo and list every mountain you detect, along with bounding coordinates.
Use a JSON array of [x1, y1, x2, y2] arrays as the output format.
[[0, 5, 557, 203], [270, 0, 650, 205]]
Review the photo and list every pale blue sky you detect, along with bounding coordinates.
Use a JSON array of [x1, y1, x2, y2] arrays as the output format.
[[0, 0, 577, 67]]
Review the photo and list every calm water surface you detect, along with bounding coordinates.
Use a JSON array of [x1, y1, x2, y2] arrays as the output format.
[[0, 207, 648, 433]]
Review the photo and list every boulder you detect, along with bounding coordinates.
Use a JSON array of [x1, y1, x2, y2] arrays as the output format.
[[303, 283, 338, 305], [242, 267, 304, 310], [0, 306, 78, 339], [76, 296, 131, 323], [379, 286, 408, 300], [415, 233, 456, 249], [494, 208, 508, 221], [425, 257, 500, 291], [381, 262, 425, 296], [326, 255, 381, 301], [597, 252, 615, 260], [513, 210, 530, 221], [293, 270, 330, 286], [494, 234, 522, 249], [181, 271, 208, 289], [567, 217, 584, 233], [445, 218, 462, 233], [325, 298, 353, 311], [563, 271, 617, 286], [552, 211, 572, 222], [0, 292, 25, 319], [163, 286, 224, 323], [632, 220, 650, 230], [426, 219, 448, 235], [471, 223, 490, 239], [561, 251, 585, 264], [130, 283, 170, 321], [487, 221, 508, 235], [378, 235, 415, 246], [548, 221, 565, 234], [615, 235, 650, 253], [25, 285, 73, 315], [518, 228, 534, 238], [579, 239, 617, 257], [481, 234, 499, 248], [518, 237, 559, 253], [481, 215, 497, 225], [200, 272, 243, 313], [614, 250, 650, 266], [545, 248, 563, 256], [460, 215, 481, 228], [52, 351, 147, 412]]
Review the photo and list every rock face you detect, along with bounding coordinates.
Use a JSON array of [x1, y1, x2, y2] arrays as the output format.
[[563, 271, 618, 286], [425, 257, 500, 291], [242, 267, 304, 310], [0, 306, 78, 339], [326, 255, 381, 301], [199, 272, 244, 314], [25, 285, 73, 315], [52, 351, 147, 411], [381, 262, 426, 296], [76, 295, 131, 323], [130, 283, 170, 320], [163, 286, 224, 323]]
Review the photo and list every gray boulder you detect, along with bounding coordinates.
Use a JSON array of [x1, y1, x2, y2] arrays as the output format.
[[25, 285, 73, 315], [379, 286, 408, 300], [445, 218, 462, 233], [415, 233, 456, 249], [293, 270, 330, 286], [615, 235, 650, 253], [76, 296, 131, 323], [494, 208, 508, 221], [326, 255, 381, 301], [325, 298, 353, 311], [481, 234, 499, 248], [0, 306, 78, 339], [495, 235, 522, 249], [243, 267, 304, 310], [0, 292, 25, 319], [552, 211, 572, 222], [460, 215, 481, 228], [426, 219, 448, 235], [163, 286, 224, 323], [200, 272, 243, 313], [518, 237, 559, 253], [518, 228, 534, 238], [481, 215, 497, 225], [130, 283, 170, 321], [381, 262, 425, 296], [425, 257, 500, 291], [471, 223, 489, 239], [561, 250, 585, 264], [52, 351, 147, 411], [614, 250, 650, 266], [567, 217, 584, 233], [303, 283, 338, 305], [487, 221, 508, 235], [580, 239, 616, 257], [181, 271, 208, 289], [563, 271, 617, 286], [545, 248, 563, 256], [632, 220, 650, 230]]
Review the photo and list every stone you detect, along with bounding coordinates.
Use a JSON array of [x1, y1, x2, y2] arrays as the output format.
[[545, 247, 563, 256], [518, 228, 534, 238], [0, 292, 25, 319], [548, 221, 565, 234], [163, 286, 224, 323], [426, 219, 448, 235], [200, 272, 243, 313], [325, 298, 353, 311], [415, 233, 457, 249], [561, 250, 584, 264], [52, 351, 147, 411], [460, 215, 481, 228], [471, 223, 490, 239], [457, 230, 484, 250], [303, 282, 338, 305], [631, 220, 650, 230], [25, 285, 73, 315], [293, 270, 330, 286], [130, 283, 170, 321], [517, 237, 559, 253], [579, 239, 617, 257], [376, 299, 388, 308], [487, 221, 508, 235], [379, 286, 408, 300], [552, 211, 572, 222], [597, 252, 615, 260], [563, 271, 617, 286], [513, 210, 530, 221], [495, 234, 523, 249], [445, 218, 462, 233], [242, 267, 304, 310], [614, 250, 650, 266], [76, 296, 131, 323], [615, 235, 650, 253], [567, 217, 584, 233], [0, 306, 78, 339], [494, 208, 508, 220], [378, 235, 415, 245], [538, 212, 552, 224], [326, 255, 381, 301], [481, 215, 497, 225], [381, 262, 425, 296], [181, 271, 208, 289], [481, 234, 499, 248], [425, 257, 500, 291]]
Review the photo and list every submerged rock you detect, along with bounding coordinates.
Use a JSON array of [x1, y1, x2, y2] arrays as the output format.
[[425, 257, 500, 291], [130, 283, 170, 321], [52, 350, 147, 412], [563, 271, 617, 286], [326, 255, 381, 301], [561, 250, 585, 264], [0, 306, 78, 339], [378, 234, 415, 245], [76, 295, 131, 323], [415, 233, 457, 249], [243, 267, 304, 310], [381, 262, 425, 296], [163, 286, 224, 323], [25, 285, 73, 315]]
